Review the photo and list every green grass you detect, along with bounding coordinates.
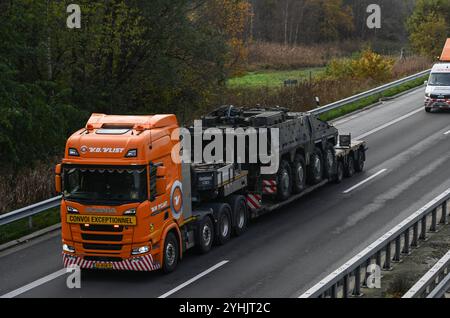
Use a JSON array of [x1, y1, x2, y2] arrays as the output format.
[[0, 208, 60, 245], [228, 68, 325, 88], [319, 76, 428, 122]]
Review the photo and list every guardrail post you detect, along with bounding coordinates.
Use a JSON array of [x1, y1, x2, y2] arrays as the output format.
[[420, 216, 427, 241], [362, 259, 371, 287], [331, 284, 337, 298], [440, 201, 448, 225], [28, 216, 33, 230], [352, 266, 363, 297], [383, 242, 393, 271], [411, 222, 419, 248], [393, 236, 402, 263], [430, 208, 437, 232], [376, 251, 382, 267], [402, 228, 410, 255], [343, 275, 349, 298]]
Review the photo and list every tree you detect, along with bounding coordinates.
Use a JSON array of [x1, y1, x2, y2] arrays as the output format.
[[407, 0, 450, 58]]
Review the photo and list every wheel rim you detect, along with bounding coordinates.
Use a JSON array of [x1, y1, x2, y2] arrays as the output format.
[[314, 156, 322, 176], [202, 224, 212, 246], [221, 215, 230, 237], [165, 242, 176, 266], [237, 207, 245, 228], [281, 170, 290, 193], [296, 164, 304, 186]]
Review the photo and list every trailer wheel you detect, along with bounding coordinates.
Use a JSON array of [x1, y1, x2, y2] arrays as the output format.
[[162, 232, 179, 273], [195, 216, 214, 254], [308, 148, 324, 185], [323, 143, 336, 180], [355, 149, 365, 173], [276, 160, 292, 201], [345, 154, 355, 178], [292, 154, 306, 194], [335, 160, 344, 184], [228, 195, 248, 236], [215, 203, 232, 245]]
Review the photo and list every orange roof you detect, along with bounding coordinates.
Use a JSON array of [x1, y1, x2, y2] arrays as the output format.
[[441, 39, 450, 62], [86, 113, 178, 130]]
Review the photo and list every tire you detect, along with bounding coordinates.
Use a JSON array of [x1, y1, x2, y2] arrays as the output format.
[[335, 160, 344, 184], [291, 154, 306, 194], [162, 232, 179, 273], [214, 203, 232, 245], [276, 160, 292, 201], [344, 154, 355, 178], [308, 148, 324, 185], [228, 195, 248, 236], [354, 149, 365, 173], [323, 143, 336, 180], [425, 107, 431, 113], [195, 216, 214, 254]]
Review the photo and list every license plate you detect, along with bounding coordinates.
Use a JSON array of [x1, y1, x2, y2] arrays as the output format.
[[94, 263, 114, 270], [66, 214, 136, 226]]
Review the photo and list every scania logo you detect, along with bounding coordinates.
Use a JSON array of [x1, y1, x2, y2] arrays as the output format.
[[80, 146, 88, 154]]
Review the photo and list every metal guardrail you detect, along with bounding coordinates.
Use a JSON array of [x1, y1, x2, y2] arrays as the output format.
[[0, 196, 61, 228], [310, 69, 431, 116], [403, 250, 450, 298], [299, 188, 450, 298], [0, 70, 432, 229]]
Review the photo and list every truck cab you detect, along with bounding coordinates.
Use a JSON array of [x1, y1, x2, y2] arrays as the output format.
[[56, 114, 185, 272]]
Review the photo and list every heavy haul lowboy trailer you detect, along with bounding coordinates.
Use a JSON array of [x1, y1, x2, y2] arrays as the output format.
[[56, 107, 367, 273]]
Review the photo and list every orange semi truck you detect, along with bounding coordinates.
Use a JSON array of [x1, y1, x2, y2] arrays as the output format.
[[56, 107, 366, 273]]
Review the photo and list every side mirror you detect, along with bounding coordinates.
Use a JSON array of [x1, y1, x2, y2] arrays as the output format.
[[424, 80, 428, 85], [55, 164, 62, 193], [155, 166, 167, 196]]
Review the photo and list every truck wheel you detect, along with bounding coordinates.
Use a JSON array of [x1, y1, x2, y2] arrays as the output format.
[[195, 216, 214, 254], [292, 154, 306, 194], [345, 154, 355, 178], [228, 195, 248, 236], [308, 148, 323, 185], [215, 203, 232, 245], [162, 232, 179, 273], [354, 149, 365, 173], [276, 160, 292, 201], [335, 160, 344, 184], [425, 107, 431, 113], [323, 143, 336, 180]]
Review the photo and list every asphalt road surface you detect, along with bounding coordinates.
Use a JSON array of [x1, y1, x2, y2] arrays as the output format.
[[1, 87, 449, 298]]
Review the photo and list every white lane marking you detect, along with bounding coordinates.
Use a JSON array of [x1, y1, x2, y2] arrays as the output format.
[[343, 169, 388, 194], [0, 269, 67, 298], [355, 108, 423, 140], [444, 130, 450, 135], [158, 260, 229, 298]]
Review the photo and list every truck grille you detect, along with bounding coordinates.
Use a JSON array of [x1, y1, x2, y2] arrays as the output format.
[[430, 94, 450, 99], [80, 224, 123, 232], [81, 234, 123, 242], [83, 243, 122, 251]]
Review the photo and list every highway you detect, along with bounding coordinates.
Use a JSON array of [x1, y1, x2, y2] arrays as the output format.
[[1, 87, 450, 298]]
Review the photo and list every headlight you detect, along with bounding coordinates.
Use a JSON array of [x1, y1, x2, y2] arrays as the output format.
[[67, 206, 79, 214], [132, 246, 149, 255], [63, 244, 75, 253], [425, 93, 431, 98], [124, 208, 136, 215]]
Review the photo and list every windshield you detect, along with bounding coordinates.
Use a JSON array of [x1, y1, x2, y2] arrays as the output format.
[[63, 166, 148, 204], [428, 73, 450, 86]]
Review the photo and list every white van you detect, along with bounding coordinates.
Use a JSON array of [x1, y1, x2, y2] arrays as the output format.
[[424, 63, 450, 113]]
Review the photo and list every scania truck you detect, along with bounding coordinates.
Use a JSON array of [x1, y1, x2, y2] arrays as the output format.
[[425, 38, 450, 113], [56, 106, 367, 273]]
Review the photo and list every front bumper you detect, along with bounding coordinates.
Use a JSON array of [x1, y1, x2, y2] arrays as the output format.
[[63, 253, 161, 271]]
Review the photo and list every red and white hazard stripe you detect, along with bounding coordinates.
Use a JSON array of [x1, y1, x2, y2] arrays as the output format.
[[246, 194, 262, 211], [263, 180, 277, 194], [62, 253, 160, 272]]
